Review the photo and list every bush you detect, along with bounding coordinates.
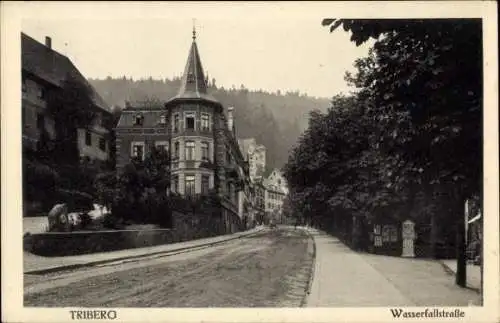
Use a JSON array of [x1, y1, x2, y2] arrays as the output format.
[[101, 213, 124, 230], [56, 189, 93, 212], [23, 159, 60, 209], [79, 212, 93, 229]]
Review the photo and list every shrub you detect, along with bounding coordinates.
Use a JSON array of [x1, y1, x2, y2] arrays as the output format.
[[55, 189, 94, 212], [101, 213, 124, 230], [79, 212, 93, 229], [23, 159, 60, 210]]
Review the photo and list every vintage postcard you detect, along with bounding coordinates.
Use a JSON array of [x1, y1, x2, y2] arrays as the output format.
[[1, 1, 498, 323]]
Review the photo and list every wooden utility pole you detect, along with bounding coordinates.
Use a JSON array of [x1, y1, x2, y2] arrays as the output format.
[[455, 198, 467, 287]]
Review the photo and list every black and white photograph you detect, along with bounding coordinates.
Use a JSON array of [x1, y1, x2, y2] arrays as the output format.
[[2, 2, 499, 323]]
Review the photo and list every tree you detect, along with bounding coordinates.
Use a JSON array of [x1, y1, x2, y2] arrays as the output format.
[[94, 171, 117, 215], [114, 146, 171, 225], [46, 73, 97, 165], [322, 18, 482, 287]]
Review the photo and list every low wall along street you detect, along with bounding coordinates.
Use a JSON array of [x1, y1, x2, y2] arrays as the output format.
[[24, 229, 185, 257], [24, 209, 245, 257]]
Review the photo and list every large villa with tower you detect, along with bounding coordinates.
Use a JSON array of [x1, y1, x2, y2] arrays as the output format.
[[115, 29, 254, 232]]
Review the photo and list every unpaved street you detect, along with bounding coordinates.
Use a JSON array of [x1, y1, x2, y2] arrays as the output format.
[[24, 228, 314, 307]]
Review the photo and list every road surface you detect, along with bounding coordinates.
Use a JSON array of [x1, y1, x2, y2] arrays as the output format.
[[24, 227, 314, 307]]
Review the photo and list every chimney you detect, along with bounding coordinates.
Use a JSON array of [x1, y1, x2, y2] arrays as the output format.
[[45, 36, 52, 49], [227, 106, 234, 132]]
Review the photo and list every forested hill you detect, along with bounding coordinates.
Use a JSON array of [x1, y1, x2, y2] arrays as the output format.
[[89, 77, 331, 170]]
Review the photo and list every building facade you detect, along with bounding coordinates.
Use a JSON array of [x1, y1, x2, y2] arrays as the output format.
[[263, 169, 289, 223], [21, 33, 112, 162], [115, 101, 169, 173], [238, 138, 266, 182], [253, 179, 267, 224], [115, 30, 251, 232]]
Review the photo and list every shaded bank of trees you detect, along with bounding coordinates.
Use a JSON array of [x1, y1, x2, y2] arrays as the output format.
[[284, 19, 482, 287]]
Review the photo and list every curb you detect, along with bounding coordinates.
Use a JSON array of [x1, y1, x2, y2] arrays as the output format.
[[25, 228, 264, 275], [438, 260, 481, 294], [300, 227, 317, 307]]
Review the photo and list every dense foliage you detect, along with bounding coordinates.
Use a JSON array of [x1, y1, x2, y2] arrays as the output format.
[[284, 19, 482, 283], [113, 147, 172, 227], [46, 73, 98, 164]]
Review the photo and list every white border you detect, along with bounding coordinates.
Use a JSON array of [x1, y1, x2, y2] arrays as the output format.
[[2, 1, 498, 323]]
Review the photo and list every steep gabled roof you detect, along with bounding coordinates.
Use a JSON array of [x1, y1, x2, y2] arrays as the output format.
[[21, 32, 110, 112], [166, 31, 219, 105]]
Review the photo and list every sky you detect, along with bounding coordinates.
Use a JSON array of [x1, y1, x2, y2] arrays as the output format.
[[19, 2, 373, 98]]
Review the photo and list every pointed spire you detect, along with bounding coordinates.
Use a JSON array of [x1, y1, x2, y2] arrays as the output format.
[[192, 19, 197, 41], [176, 27, 207, 98], [167, 24, 220, 105]]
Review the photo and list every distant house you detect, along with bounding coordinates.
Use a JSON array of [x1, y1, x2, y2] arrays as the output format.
[[238, 138, 266, 182], [21, 32, 112, 162], [253, 178, 267, 224], [263, 169, 289, 222]]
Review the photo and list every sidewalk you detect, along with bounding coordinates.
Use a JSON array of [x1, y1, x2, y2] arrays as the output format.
[[440, 259, 481, 292], [24, 227, 263, 274], [305, 229, 481, 307]]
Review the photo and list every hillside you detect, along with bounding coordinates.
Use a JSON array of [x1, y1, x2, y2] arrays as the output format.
[[89, 77, 331, 170]]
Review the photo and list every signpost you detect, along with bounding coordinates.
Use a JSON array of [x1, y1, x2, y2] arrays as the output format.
[[401, 220, 416, 258]]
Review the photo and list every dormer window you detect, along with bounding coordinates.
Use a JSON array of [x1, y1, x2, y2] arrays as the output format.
[[134, 113, 144, 126], [159, 114, 167, 125], [187, 72, 195, 83]]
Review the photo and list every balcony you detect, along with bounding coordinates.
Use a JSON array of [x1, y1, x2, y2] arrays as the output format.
[[199, 159, 216, 170]]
